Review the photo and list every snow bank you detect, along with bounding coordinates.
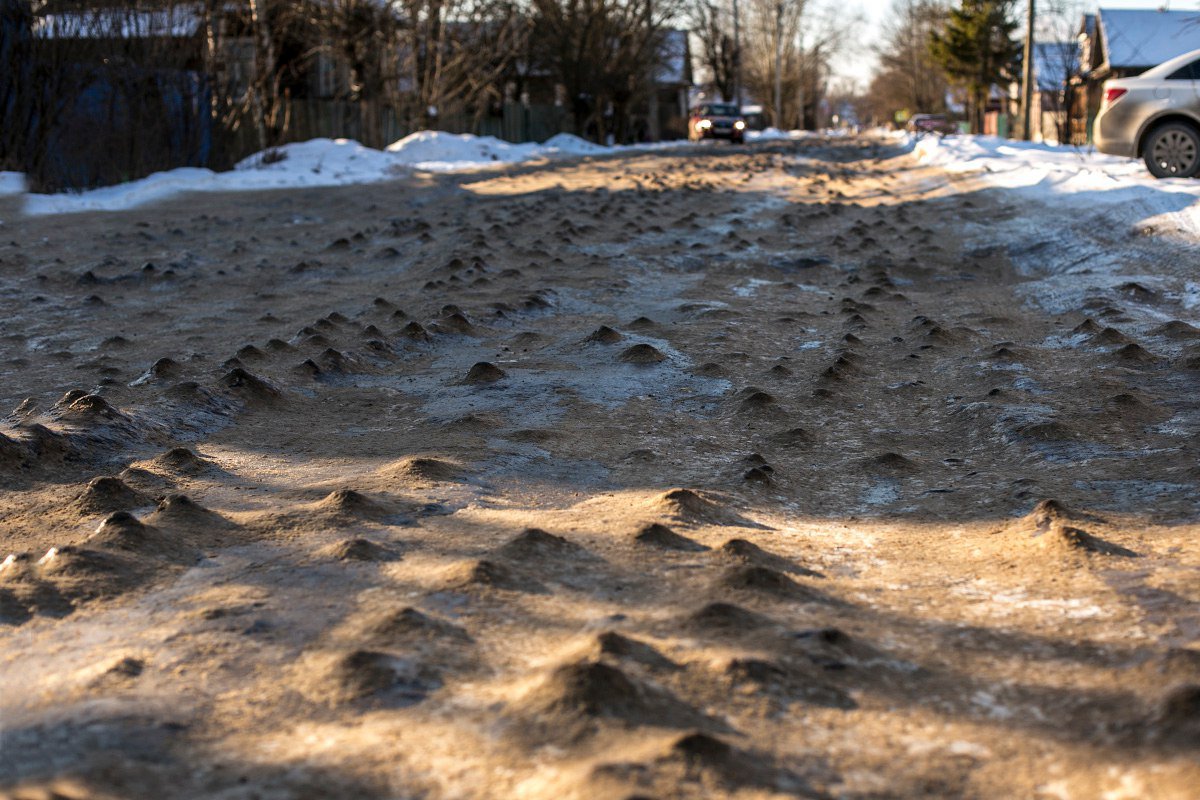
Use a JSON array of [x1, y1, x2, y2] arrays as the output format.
[[908, 134, 1200, 239], [18, 131, 680, 216], [0, 173, 25, 196], [384, 130, 541, 168], [747, 127, 798, 142]]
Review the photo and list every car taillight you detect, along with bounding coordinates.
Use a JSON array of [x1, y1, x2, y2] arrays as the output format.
[[1103, 87, 1127, 105]]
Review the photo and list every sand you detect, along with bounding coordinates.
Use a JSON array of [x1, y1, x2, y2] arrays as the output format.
[[1, 137, 1198, 799]]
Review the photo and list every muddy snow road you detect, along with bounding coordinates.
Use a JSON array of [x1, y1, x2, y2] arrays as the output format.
[[1, 137, 1198, 799]]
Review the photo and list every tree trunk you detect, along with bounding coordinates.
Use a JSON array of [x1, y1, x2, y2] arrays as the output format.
[[247, 0, 277, 150]]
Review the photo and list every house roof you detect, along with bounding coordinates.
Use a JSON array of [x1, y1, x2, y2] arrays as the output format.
[[34, 2, 205, 39], [1033, 41, 1077, 92], [1098, 8, 1200, 70], [655, 29, 690, 86]]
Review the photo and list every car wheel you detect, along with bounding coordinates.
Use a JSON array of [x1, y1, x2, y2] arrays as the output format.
[[1143, 123, 1200, 179]]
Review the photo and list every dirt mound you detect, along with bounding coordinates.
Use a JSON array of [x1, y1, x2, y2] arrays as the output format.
[[432, 311, 479, 336], [1014, 420, 1084, 443], [54, 392, 127, 424], [219, 368, 281, 401], [448, 558, 542, 592], [518, 659, 713, 733], [1116, 341, 1162, 366], [719, 565, 823, 600], [1101, 392, 1170, 424], [1088, 327, 1131, 346], [0, 587, 33, 625], [1042, 525, 1137, 557], [647, 488, 761, 528], [736, 390, 777, 414], [315, 489, 411, 523], [628, 316, 658, 330], [1148, 683, 1200, 745], [133, 356, 182, 384], [318, 537, 402, 562], [692, 362, 727, 378], [589, 631, 679, 671], [1024, 498, 1078, 528], [377, 456, 466, 485], [0, 432, 28, 472], [463, 362, 506, 384], [1150, 320, 1200, 340], [718, 539, 817, 576], [743, 464, 775, 484], [584, 325, 623, 344], [660, 731, 775, 785], [145, 494, 235, 540], [1007, 500, 1134, 558], [73, 476, 152, 515], [497, 528, 590, 561], [296, 649, 437, 707], [634, 523, 708, 551], [151, 446, 215, 475], [355, 606, 471, 647], [591, 732, 801, 796], [12, 545, 155, 606], [86, 512, 197, 562], [16, 423, 73, 463], [863, 452, 919, 474], [618, 344, 667, 365]]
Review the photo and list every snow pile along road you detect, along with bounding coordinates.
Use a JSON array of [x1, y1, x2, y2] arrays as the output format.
[[0, 172, 26, 196], [18, 132, 679, 216], [910, 134, 1200, 240]]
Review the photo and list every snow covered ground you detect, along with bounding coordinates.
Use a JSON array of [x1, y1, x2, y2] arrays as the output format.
[[908, 134, 1200, 241], [0, 172, 26, 197], [16, 132, 684, 216], [16, 129, 1200, 224]]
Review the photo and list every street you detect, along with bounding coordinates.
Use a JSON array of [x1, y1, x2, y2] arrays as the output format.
[[1, 136, 1198, 798]]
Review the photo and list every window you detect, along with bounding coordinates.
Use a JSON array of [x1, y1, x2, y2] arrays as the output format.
[[1167, 60, 1200, 80]]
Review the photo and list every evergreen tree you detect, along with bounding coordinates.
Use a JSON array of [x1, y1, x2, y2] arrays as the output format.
[[929, 0, 1019, 133]]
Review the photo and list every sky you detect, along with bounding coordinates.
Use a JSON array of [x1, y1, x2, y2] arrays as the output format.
[[830, 0, 1200, 87]]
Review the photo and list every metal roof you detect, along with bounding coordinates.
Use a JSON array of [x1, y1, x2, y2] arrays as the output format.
[[1033, 41, 1077, 91], [1099, 8, 1200, 70]]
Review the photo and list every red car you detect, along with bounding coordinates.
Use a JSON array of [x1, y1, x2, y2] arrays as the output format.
[[689, 103, 747, 143]]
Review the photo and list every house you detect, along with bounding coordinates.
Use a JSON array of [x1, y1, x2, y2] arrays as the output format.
[[649, 28, 693, 141], [1071, 7, 1200, 144], [1030, 41, 1079, 144]]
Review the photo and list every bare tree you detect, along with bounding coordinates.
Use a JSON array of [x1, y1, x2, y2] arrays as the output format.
[[392, 0, 530, 132], [4, 0, 213, 190], [530, 0, 684, 143], [1033, 0, 1082, 144], [866, 0, 949, 125], [738, 0, 849, 129], [689, 0, 738, 101]]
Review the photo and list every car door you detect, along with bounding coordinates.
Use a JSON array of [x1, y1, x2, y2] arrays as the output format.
[[1165, 58, 1200, 116]]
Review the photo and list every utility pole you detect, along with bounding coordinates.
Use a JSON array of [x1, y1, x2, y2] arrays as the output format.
[[732, 0, 742, 107], [774, 0, 783, 128], [1020, 0, 1035, 140]]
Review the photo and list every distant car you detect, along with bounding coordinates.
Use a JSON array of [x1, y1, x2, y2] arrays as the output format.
[[906, 114, 956, 135], [689, 103, 746, 143], [1095, 47, 1200, 178]]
